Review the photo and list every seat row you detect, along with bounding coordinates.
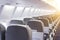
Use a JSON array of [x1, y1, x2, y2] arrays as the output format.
[[0, 16, 59, 40]]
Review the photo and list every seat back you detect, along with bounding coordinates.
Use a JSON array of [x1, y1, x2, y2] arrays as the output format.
[[28, 20, 43, 32], [47, 17, 52, 24], [38, 18, 50, 34], [46, 17, 53, 29], [38, 18, 49, 27], [27, 20, 44, 40], [0, 24, 5, 40], [6, 24, 32, 40]]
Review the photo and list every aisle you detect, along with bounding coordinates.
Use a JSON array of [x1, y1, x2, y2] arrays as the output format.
[[54, 21, 60, 40]]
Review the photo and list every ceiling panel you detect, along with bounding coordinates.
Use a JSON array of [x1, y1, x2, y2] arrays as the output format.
[[0, 0, 55, 10]]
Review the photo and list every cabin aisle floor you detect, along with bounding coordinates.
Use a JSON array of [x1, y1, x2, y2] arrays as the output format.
[[53, 21, 60, 40]]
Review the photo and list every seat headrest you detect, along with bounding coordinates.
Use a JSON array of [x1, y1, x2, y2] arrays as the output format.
[[27, 20, 43, 32], [23, 18, 33, 24], [38, 19, 49, 27], [9, 20, 24, 25]]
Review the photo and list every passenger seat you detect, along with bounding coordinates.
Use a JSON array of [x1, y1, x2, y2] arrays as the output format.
[[27, 20, 44, 40], [6, 24, 32, 40], [0, 24, 5, 40]]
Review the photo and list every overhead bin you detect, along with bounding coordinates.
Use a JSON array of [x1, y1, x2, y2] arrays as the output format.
[[0, 5, 15, 19], [12, 7, 24, 18]]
